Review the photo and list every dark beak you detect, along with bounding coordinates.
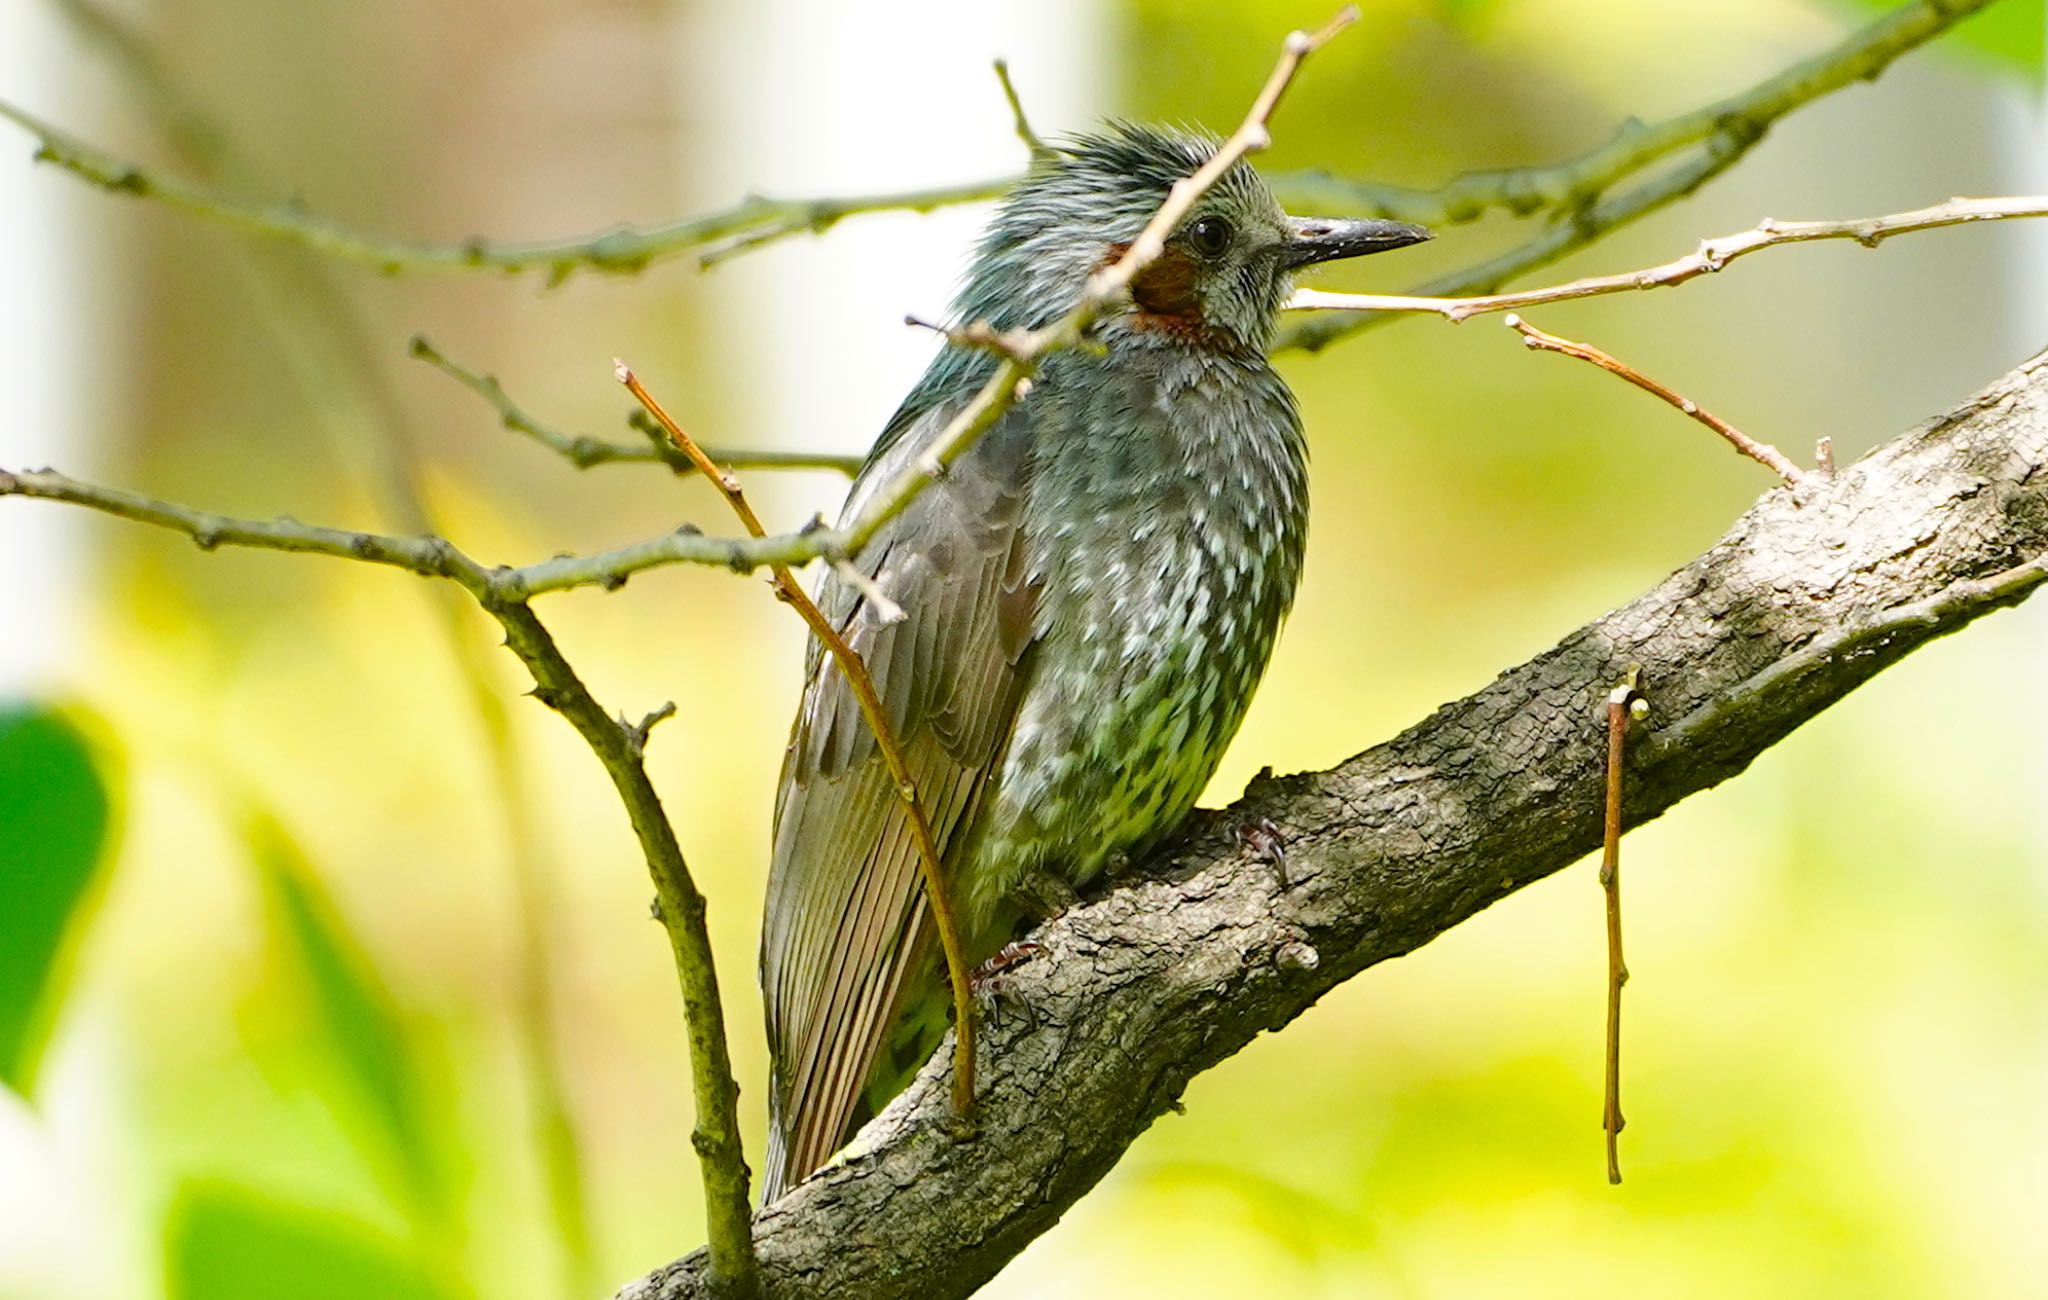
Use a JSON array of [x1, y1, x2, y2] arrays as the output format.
[[1279, 215, 1432, 269]]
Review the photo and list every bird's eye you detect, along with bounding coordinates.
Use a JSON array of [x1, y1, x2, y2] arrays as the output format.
[[1186, 215, 1234, 258]]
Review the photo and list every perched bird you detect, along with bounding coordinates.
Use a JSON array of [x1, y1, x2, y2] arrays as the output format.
[[760, 122, 1429, 1201]]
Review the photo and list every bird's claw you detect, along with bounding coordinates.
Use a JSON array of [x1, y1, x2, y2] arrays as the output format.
[[1237, 816, 1292, 888], [970, 939, 1046, 1023]]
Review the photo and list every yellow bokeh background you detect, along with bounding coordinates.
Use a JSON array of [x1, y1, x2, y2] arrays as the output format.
[[3, 1, 2046, 1297]]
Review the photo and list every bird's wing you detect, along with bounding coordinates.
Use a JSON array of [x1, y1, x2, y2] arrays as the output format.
[[761, 398, 1039, 1200]]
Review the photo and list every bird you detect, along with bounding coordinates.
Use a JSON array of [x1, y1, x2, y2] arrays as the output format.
[[759, 121, 1430, 1202]]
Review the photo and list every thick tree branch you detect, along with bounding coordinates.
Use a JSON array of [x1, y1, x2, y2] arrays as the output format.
[[620, 349, 2048, 1299], [0, 1, 1996, 283]]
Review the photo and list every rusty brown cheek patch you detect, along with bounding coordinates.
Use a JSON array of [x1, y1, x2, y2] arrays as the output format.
[[1098, 242, 1203, 322], [1130, 248, 1203, 321], [1096, 241, 1233, 348]]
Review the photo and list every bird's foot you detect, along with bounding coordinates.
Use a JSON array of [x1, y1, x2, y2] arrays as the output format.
[[970, 939, 1046, 1023], [1237, 816, 1292, 888]]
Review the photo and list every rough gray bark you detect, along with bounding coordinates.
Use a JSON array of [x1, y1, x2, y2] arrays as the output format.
[[622, 347, 2048, 1300]]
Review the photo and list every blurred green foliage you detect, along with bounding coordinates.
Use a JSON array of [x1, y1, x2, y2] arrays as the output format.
[[0, 704, 112, 1096], [243, 810, 457, 1238], [164, 1182, 453, 1300]]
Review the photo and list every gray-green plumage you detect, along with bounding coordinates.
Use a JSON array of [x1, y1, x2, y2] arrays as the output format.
[[760, 123, 1428, 1202]]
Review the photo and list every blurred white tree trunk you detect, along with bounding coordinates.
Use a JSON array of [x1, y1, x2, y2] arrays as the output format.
[[678, 0, 1110, 478], [0, 11, 134, 1300], [0, 4, 96, 692]]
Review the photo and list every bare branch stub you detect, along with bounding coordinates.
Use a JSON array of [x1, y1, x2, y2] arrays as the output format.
[[993, 59, 1053, 163], [1599, 667, 1646, 1186]]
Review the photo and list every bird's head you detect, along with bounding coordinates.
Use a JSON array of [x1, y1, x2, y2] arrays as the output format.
[[954, 121, 1430, 353]]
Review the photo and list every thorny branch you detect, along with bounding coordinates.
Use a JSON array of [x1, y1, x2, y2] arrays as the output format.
[[0, 1, 2000, 284], [486, 603, 759, 1296]]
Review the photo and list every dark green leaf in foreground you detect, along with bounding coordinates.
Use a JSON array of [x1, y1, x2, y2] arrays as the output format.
[[0, 704, 114, 1095]]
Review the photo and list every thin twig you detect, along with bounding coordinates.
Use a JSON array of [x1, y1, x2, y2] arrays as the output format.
[[0, 465, 761, 1294], [902, 314, 1033, 359], [410, 335, 860, 477], [489, 602, 759, 1297], [9, 2, 1988, 284], [1599, 667, 1645, 1187], [832, 557, 907, 625], [1288, 196, 2048, 323], [616, 360, 983, 1118], [1276, 0, 2005, 352], [993, 59, 1053, 163], [1504, 315, 1806, 484], [38, 191, 2009, 597], [0, 90, 1007, 283], [42, 10, 606, 1280], [827, 5, 1361, 575], [0, 464, 904, 598], [193, 188, 2039, 600]]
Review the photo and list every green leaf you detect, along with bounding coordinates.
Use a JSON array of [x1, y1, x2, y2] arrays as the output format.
[[243, 812, 453, 1229], [0, 704, 114, 1095], [165, 1181, 453, 1300]]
